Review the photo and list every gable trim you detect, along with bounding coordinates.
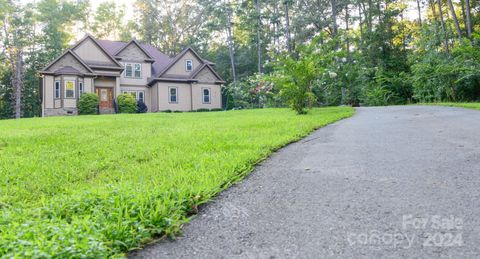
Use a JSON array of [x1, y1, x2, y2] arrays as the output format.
[[155, 47, 205, 78], [113, 39, 154, 60], [41, 49, 95, 74], [190, 63, 225, 83], [72, 34, 123, 68]]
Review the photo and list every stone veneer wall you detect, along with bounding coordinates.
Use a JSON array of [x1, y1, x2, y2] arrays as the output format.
[[44, 107, 78, 116]]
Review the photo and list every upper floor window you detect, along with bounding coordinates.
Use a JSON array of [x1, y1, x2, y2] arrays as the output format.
[[64, 80, 75, 99], [202, 88, 210, 104], [125, 63, 142, 78], [54, 81, 60, 99], [185, 60, 193, 72], [169, 87, 178, 103]]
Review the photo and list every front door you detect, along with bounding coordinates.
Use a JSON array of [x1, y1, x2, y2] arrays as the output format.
[[96, 88, 113, 108], [95, 87, 114, 113]]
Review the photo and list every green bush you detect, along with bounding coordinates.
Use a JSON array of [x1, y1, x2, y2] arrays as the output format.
[[211, 108, 223, 112], [196, 108, 210, 112], [117, 94, 137, 113], [78, 93, 99, 115]]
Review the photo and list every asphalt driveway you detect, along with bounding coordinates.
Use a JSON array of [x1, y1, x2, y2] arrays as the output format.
[[131, 106, 480, 258]]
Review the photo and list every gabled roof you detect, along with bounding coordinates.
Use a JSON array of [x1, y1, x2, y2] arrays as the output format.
[[155, 47, 206, 78], [41, 49, 95, 74], [72, 34, 123, 68], [190, 63, 225, 83], [113, 39, 154, 60]]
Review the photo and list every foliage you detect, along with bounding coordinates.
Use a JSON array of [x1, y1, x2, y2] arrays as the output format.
[[78, 93, 100, 115], [117, 93, 137, 113], [137, 100, 148, 113], [0, 107, 354, 257]]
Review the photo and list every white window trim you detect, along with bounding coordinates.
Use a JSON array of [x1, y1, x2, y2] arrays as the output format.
[[185, 60, 193, 72], [54, 80, 60, 99], [202, 87, 211, 104], [64, 80, 76, 99], [79, 82, 84, 95], [169, 87, 178, 103], [125, 63, 142, 78]]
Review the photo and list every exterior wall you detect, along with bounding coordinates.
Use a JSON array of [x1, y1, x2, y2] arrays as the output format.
[[119, 62, 151, 86], [73, 38, 115, 65], [151, 84, 158, 112], [196, 67, 219, 82], [43, 75, 80, 116], [164, 51, 201, 77], [192, 83, 222, 110], [155, 82, 222, 111], [84, 77, 94, 93], [120, 86, 151, 110], [156, 82, 192, 111], [95, 77, 115, 87], [47, 53, 89, 73], [44, 75, 54, 109]]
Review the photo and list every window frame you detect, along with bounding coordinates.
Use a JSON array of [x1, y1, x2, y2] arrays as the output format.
[[169, 87, 178, 103], [64, 80, 76, 99], [185, 60, 193, 72], [138, 91, 144, 102], [122, 90, 145, 102], [54, 80, 61, 99], [202, 87, 211, 104], [125, 63, 142, 78], [79, 82, 84, 96]]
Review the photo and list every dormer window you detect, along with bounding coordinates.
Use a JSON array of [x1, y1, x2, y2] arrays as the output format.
[[125, 63, 142, 78], [186, 60, 193, 72]]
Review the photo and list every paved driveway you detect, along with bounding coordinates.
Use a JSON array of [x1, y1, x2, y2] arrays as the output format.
[[131, 106, 480, 258]]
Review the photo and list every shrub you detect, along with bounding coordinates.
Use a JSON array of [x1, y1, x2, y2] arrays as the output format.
[[78, 93, 99, 115], [173, 110, 183, 113], [161, 110, 172, 113], [210, 108, 223, 112], [196, 108, 210, 112], [117, 94, 137, 113], [137, 100, 148, 113]]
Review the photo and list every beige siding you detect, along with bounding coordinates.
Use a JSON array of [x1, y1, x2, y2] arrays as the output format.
[[164, 51, 201, 77], [47, 53, 89, 73], [54, 99, 61, 108], [195, 67, 219, 83], [95, 78, 115, 87], [44, 75, 54, 109], [157, 82, 192, 111], [73, 38, 116, 65], [120, 62, 151, 86], [117, 43, 149, 60], [84, 77, 94, 93], [192, 84, 222, 110], [151, 84, 158, 112]]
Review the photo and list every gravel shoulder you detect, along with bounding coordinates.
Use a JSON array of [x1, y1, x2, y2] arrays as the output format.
[[131, 106, 480, 258]]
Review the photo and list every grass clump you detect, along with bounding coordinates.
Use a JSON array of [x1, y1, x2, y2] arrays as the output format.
[[0, 107, 354, 257], [423, 102, 480, 110]]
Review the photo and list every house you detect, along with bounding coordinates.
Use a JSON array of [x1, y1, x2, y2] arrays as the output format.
[[39, 34, 225, 116]]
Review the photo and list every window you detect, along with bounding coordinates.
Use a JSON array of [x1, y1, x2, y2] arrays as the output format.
[[64, 80, 75, 98], [185, 60, 193, 72], [202, 88, 210, 104], [134, 63, 142, 78], [79, 82, 84, 95], [169, 87, 178, 103], [122, 90, 145, 102], [125, 63, 142, 78], [54, 81, 60, 99], [125, 63, 133, 77]]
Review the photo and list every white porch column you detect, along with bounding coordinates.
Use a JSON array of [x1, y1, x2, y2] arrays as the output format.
[[115, 77, 121, 97]]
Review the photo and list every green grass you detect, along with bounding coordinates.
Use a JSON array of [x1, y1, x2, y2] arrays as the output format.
[[422, 102, 480, 110], [0, 107, 354, 257]]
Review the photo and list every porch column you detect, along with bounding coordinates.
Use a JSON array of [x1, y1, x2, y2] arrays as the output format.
[[115, 77, 121, 97]]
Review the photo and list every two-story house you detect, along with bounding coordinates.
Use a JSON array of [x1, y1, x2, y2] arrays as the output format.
[[39, 34, 225, 116]]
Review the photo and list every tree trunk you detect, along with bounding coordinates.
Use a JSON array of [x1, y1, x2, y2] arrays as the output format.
[[430, 0, 438, 21], [254, 0, 262, 73], [358, 2, 364, 41], [447, 0, 463, 38], [416, 0, 423, 26], [273, 1, 280, 53], [437, 0, 450, 54], [225, 2, 237, 82], [465, 0, 472, 38], [331, 0, 338, 37], [14, 51, 23, 119], [345, 4, 350, 55], [284, 0, 292, 54]]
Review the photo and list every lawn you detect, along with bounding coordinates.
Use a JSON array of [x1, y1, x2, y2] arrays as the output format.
[[0, 107, 354, 257], [423, 102, 480, 110]]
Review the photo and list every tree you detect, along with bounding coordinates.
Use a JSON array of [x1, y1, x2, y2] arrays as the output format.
[[90, 1, 126, 40]]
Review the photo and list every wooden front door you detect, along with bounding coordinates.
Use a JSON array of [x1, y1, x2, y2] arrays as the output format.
[[96, 88, 113, 109]]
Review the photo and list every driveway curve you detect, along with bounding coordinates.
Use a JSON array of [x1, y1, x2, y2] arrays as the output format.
[[131, 106, 480, 258]]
